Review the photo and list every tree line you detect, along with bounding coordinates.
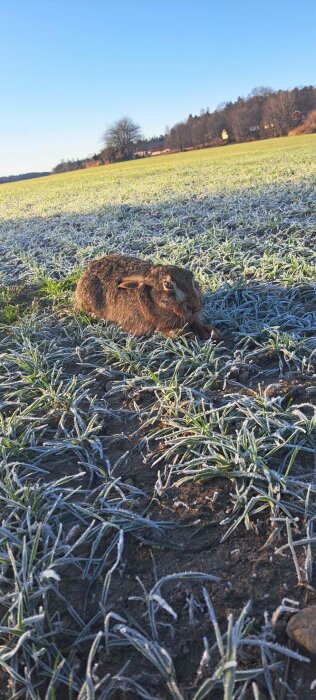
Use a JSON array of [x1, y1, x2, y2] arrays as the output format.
[[0, 171, 50, 185], [51, 84, 316, 174], [165, 86, 316, 151]]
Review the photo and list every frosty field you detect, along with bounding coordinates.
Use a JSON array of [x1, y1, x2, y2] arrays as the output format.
[[0, 134, 315, 699]]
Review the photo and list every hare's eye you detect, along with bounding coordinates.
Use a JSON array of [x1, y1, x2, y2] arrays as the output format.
[[163, 281, 173, 291]]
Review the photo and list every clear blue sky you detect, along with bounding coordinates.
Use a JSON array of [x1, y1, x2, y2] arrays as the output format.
[[1, 0, 315, 176]]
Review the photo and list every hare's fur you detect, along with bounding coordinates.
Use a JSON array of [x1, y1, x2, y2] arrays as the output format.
[[75, 254, 218, 340]]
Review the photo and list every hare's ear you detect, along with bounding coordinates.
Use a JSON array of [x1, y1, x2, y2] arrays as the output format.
[[118, 274, 148, 289]]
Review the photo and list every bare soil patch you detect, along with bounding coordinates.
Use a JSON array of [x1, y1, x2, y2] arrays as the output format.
[[44, 370, 316, 699]]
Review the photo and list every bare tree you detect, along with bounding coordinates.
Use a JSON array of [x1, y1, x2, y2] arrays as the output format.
[[247, 86, 274, 98], [102, 117, 141, 160], [263, 91, 295, 137], [165, 122, 191, 151]]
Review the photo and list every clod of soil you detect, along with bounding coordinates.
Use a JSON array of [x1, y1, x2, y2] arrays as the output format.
[[287, 606, 316, 654]]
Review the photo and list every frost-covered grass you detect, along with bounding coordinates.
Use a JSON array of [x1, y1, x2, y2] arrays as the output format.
[[0, 135, 315, 698]]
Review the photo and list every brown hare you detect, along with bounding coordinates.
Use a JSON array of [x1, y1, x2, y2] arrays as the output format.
[[75, 254, 219, 340]]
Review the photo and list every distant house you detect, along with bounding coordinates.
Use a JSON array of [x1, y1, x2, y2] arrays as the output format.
[[86, 159, 102, 168], [134, 147, 171, 159], [134, 150, 149, 158], [291, 110, 303, 124], [151, 148, 171, 156]]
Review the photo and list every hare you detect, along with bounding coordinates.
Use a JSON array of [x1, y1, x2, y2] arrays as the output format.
[[75, 254, 219, 340]]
